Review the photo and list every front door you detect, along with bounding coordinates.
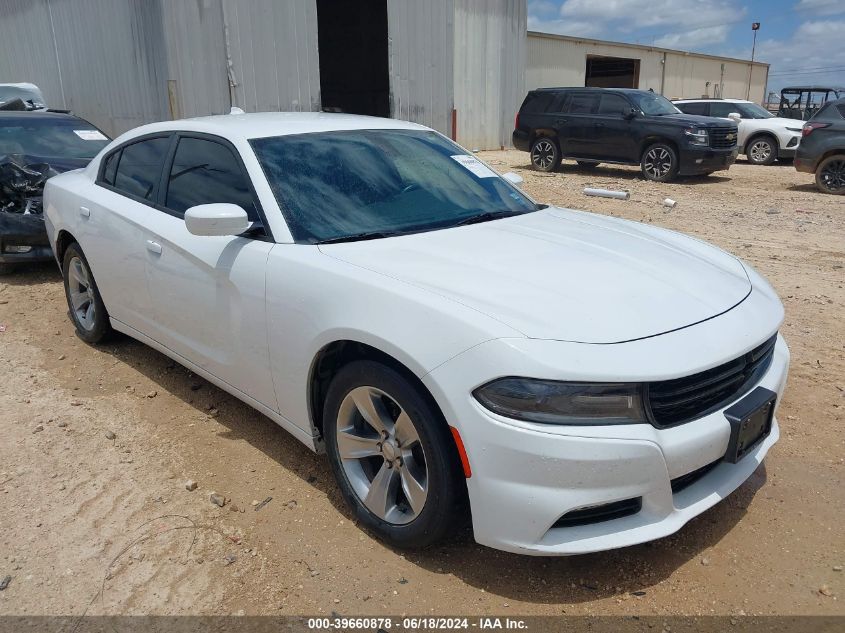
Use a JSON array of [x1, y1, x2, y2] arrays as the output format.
[[593, 93, 638, 161]]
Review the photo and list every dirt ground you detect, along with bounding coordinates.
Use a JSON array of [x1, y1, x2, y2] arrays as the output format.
[[0, 155, 843, 618]]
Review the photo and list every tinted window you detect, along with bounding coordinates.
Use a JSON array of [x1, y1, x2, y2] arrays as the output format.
[[709, 102, 739, 118], [567, 94, 599, 115], [101, 150, 119, 185], [521, 92, 555, 114], [816, 102, 845, 121], [251, 129, 536, 244], [548, 93, 569, 113], [597, 94, 631, 116], [113, 137, 169, 201], [838, 104, 845, 118], [676, 102, 709, 116], [165, 137, 258, 220]]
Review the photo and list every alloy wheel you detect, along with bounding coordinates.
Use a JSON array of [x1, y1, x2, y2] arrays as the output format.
[[644, 147, 672, 178], [335, 386, 428, 525], [819, 158, 845, 193], [67, 256, 96, 331], [531, 139, 556, 170], [749, 139, 772, 164]]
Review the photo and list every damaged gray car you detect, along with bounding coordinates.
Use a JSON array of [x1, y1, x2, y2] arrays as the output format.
[[0, 111, 109, 274]]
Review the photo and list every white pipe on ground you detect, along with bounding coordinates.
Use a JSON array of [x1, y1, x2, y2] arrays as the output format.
[[583, 188, 630, 200]]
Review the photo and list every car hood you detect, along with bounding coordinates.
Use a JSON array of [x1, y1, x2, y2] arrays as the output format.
[[655, 113, 736, 128], [319, 208, 752, 344]]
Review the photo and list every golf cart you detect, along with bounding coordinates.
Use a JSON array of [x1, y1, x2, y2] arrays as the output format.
[[778, 86, 844, 121]]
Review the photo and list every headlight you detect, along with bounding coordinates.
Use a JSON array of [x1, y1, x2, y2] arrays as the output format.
[[684, 128, 709, 145], [473, 378, 646, 425]]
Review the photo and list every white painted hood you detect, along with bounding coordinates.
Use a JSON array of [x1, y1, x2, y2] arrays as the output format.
[[320, 208, 751, 344]]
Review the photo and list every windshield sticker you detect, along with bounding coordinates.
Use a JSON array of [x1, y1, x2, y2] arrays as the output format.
[[450, 154, 498, 178], [74, 129, 108, 141]]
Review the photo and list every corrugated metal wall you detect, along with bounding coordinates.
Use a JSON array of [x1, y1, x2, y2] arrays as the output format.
[[222, 0, 321, 113], [0, 0, 171, 137], [453, 0, 527, 150], [387, 0, 455, 137], [526, 32, 769, 104]]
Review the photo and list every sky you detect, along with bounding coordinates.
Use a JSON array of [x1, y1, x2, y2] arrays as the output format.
[[527, 0, 845, 100]]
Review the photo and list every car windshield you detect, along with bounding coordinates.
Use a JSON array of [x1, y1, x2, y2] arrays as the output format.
[[631, 93, 680, 116], [251, 129, 538, 244], [736, 103, 774, 119], [0, 119, 109, 160]]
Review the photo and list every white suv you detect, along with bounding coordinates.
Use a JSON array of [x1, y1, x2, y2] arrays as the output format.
[[673, 98, 803, 165]]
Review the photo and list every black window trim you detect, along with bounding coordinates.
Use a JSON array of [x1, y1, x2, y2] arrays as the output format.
[[95, 131, 274, 242]]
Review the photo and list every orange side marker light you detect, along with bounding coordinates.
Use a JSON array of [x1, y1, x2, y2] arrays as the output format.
[[449, 426, 472, 478]]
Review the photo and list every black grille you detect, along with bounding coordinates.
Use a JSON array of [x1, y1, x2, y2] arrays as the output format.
[[552, 497, 642, 529], [646, 334, 777, 427], [671, 460, 720, 494], [710, 127, 738, 149]]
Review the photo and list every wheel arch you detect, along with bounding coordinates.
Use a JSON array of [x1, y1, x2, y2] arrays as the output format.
[[639, 136, 679, 159], [55, 229, 78, 264]]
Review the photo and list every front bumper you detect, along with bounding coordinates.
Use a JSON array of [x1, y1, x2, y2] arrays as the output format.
[[678, 146, 738, 175], [424, 325, 789, 555]]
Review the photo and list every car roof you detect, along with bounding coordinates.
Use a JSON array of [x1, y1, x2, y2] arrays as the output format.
[[115, 112, 430, 143], [673, 98, 751, 104], [781, 86, 845, 92], [0, 110, 91, 124], [531, 87, 649, 94]]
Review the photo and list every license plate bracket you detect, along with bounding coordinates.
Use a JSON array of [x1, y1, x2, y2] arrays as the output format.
[[723, 386, 776, 464]]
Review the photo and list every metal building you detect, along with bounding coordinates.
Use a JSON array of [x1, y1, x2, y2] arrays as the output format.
[[527, 31, 769, 103], [0, 0, 526, 150]]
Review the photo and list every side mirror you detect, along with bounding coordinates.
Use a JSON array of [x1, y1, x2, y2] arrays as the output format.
[[728, 112, 742, 121], [502, 171, 524, 186], [184, 203, 250, 237], [624, 107, 638, 120]]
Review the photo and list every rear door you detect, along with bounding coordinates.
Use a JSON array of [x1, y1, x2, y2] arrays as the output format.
[[141, 133, 278, 410], [558, 92, 600, 158], [85, 135, 171, 334]]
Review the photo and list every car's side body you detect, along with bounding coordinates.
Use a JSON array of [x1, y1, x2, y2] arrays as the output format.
[[44, 113, 789, 555], [674, 98, 803, 161], [513, 87, 739, 176]]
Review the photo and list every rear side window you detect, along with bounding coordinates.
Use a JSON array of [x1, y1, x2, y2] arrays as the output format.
[[676, 102, 709, 116], [597, 94, 630, 116], [567, 93, 599, 115], [520, 92, 556, 114], [816, 102, 845, 121], [165, 137, 258, 220], [112, 137, 170, 201], [101, 150, 119, 186]]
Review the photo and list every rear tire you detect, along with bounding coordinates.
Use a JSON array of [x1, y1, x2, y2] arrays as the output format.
[[746, 135, 777, 166], [815, 155, 845, 195], [62, 243, 112, 344], [530, 137, 561, 172], [641, 143, 679, 182], [323, 360, 466, 549]]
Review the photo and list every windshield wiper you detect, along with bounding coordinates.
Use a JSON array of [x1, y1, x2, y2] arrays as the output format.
[[453, 210, 521, 227], [317, 230, 401, 244]]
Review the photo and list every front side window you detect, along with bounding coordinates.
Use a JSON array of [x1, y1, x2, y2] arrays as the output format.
[[597, 94, 631, 116], [112, 137, 170, 201], [734, 103, 774, 119], [251, 129, 537, 244], [165, 137, 258, 220], [631, 93, 680, 116]]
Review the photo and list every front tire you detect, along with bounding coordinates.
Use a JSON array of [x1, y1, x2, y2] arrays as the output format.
[[746, 136, 777, 165], [530, 137, 561, 172], [62, 243, 112, 343], [324, 360, 466, 549], [641, 143, 679, 182], [816, 155, 845, 195]]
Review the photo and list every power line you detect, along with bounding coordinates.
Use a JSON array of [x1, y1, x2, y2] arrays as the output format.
[[769, 68, 845, 77], [770, 65, 845, 74]]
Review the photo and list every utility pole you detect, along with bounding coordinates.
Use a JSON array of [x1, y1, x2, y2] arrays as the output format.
[[746, 22, 760, 101]]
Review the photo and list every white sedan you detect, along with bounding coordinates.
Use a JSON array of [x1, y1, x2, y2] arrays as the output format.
[[673, 98, 804, 165], [44, 113, 789, 555]]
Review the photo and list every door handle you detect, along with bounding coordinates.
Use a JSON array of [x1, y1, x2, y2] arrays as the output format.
[[596, 122, 606, 128], [555, 118, 568, 125], [79, 206, 90, 218], [145, 240, 162, 255]]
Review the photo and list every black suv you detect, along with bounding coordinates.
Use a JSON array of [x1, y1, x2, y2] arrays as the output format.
[[794, 97, 845, 195], [513, 88, 739, 182]]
